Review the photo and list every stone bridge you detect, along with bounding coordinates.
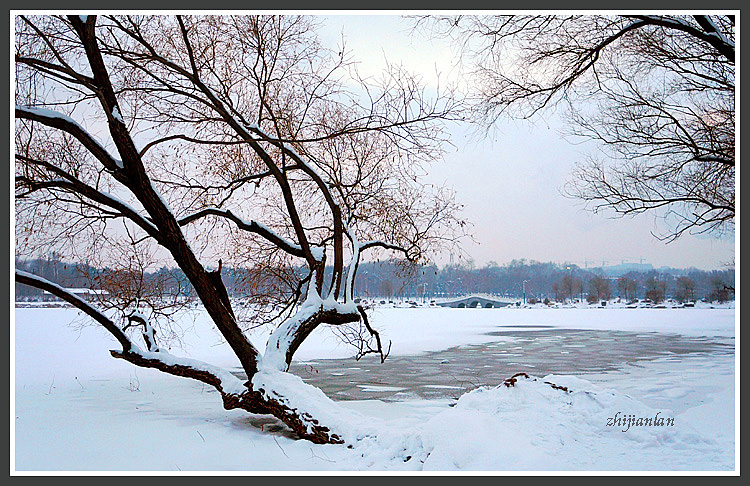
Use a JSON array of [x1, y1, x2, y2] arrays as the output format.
[[436, 295, 513, 308]]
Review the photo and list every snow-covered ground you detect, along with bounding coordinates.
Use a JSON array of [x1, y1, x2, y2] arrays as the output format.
[[13, 305, 737, 473]]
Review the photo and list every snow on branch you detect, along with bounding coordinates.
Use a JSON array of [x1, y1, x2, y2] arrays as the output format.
[[15, 270, 248, 397], [343, 226, 362, 303], [262, 281, 360, 372], [693, 15, 735, 48], [627, 15, 734, 62], [15, 154, 160, 237], [111, 347, 247, 396], [359, 239, 411, 255], [122, 310, 159, 352], [15, 105, 125, 172], [177, 207, 305, 258], [233, 120, 345, 267], [15, 270, 133, 352]]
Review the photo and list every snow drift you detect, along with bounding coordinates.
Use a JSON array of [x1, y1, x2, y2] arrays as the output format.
[[418, 374, 730, 470]]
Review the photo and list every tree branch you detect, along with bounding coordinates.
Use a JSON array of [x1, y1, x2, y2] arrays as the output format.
[[15, 270, 133, 352], [15, 106, 125, 176], [177, 207, 305, 258]]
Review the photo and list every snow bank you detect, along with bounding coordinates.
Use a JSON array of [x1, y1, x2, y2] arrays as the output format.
[[418, 374, 732, 471], [246, 369, 734, 470], [251, 370, 732, 471]]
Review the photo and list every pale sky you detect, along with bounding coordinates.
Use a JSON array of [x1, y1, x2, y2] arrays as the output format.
[[316, 14, 736, 271]]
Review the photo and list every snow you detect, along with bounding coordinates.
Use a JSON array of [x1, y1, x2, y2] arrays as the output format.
[[111, 106, 124, 124], [134, 348, 247, 396], [253, 220, 303, 254], [343, 225, 361, 302], [16, 105, 118, 167], [698, 15, 735, 47], [262, 289, 325, 371], [261, 287, 361, 371], [17, 105, 77, 123], [417, 373, 728, 471], [357, 385, 407, 392], [93, 188, 158, 232], [182, 208, 303, 255], [13, 305, 736, 472], [309, 244, 325, 261], [251, 368, 381, 441], [148, 180, 174, 214]]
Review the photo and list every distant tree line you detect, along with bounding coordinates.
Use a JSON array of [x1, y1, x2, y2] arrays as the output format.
[[392, 259, 734, 304], [15, 254, 95, 299], [16, 256, 734, 304]]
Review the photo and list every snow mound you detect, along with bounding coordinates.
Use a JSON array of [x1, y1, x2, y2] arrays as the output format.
[[252, 371, 731, 471], [418, 374, 730, 471]]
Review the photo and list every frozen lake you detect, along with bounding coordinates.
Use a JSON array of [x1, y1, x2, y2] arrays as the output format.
[[288, 328, 734, 401]]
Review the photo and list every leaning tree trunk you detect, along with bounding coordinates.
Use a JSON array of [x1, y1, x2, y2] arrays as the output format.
[[16, 270, 359, 444], [111, 347, 345, 444]]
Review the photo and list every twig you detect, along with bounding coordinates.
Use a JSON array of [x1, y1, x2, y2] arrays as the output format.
[[309, 447, 336, 463], [273, 436, 289, 458]]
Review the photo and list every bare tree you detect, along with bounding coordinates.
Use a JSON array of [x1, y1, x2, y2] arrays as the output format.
[[558, 274, 582, 302], [674, 276, 696, 303], [14, 15, 464, 444], [418, 14, 734, 241], [644, 276, 668, 304], [616, 276, 638, 301], [587, 275, 612, 301]]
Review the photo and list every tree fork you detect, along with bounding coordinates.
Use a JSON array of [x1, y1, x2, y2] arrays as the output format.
[[284, 309, 360, 370]]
